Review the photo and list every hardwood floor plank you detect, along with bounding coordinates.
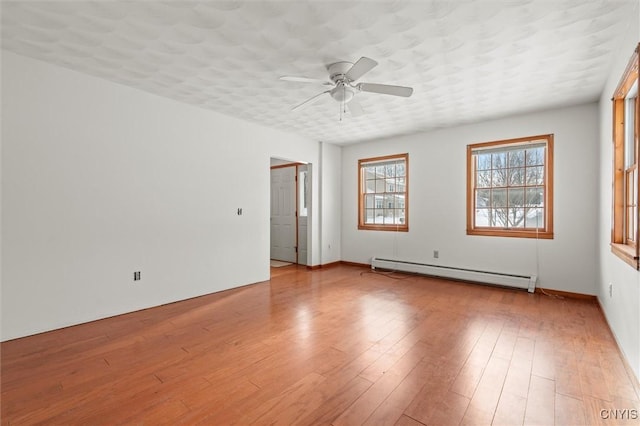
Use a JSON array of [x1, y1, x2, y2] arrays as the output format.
[[425, 390, 471, 425], [449, 361, 485, 399], [555, 393, 588, 425], [523, 375, 555, 425], [493, 391, 526, 425], [464, 355, 510, 419], [1, 265, 637, 425]]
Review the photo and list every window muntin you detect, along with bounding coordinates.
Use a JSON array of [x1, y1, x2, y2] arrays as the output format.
[[467, 135, 553, 239], [611, 44, 640, 269], [358, 153, 408, 231]]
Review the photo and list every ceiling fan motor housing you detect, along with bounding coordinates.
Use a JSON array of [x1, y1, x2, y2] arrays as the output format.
[[328, 62, 356, 103], [328, 61, 353, 83]]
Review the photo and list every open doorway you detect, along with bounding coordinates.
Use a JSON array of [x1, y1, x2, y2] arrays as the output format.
[[270, 158, 310, 269]]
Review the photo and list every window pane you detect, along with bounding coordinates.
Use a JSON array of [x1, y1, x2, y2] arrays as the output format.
[[526, 147, 544, 166], [476, 170, 491, 188], [509, 168, 525, 186], [635, 168, 638, 205], [627, 207, 635, 240], [383, 194, 394, 209], [508, 208, 525, 227], [364, 166, 377, 178], [365, 208, 375, 224], [525, 208, 544, 228], [365, 179, 376, 193], [476, 189, 491, 208], [396, 163, 406, 177], [526, 187, 544, 206], [383, 209, 394, 224], [475, 208, 490, 226], [375, 179, 385, 192], [508, 150, 525, 168], [477, 154, 491, 170], [526, 166, 544, 185], [364, 194, 375, 209], [397, 177, 406, 191], [375, 208, 384, 223], [492, 189, 507, 207], [492, 152, 506, 169], [633, 205, 638, 242], [491, 169, 507, 187], [508, 188, 524, 207], [385, 178, 395, 192], [625, 96, 636, 169], [492, 209, 509, 227], [627, 169, 634, 202]]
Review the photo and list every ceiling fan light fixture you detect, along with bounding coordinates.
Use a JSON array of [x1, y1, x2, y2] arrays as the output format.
[[330, 83, 355, 103]]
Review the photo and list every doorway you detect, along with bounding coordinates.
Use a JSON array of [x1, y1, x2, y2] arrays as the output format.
[[270, 159, 310, 267]]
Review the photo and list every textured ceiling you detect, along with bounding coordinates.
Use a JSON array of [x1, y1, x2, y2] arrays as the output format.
[[2, 1, 637, 145]]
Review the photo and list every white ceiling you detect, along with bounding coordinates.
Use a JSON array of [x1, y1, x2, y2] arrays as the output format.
[[2, 1, 637, 145]]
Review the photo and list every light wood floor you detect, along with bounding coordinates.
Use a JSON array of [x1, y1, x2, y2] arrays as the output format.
[[2, 265, 639, 425]]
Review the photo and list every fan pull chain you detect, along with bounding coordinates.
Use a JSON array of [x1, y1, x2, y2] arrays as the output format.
[[340, 84, 346, 122]]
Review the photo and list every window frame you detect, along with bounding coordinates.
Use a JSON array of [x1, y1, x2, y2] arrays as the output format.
[[611, 43, 640, 269], [466, 134, 554, 239], [358, 153, 409, 232]]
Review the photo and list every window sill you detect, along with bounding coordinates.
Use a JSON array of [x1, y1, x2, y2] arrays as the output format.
[[611, 243, 640, 269], [467, 229, 553, 239], [359, 224, 408, 232]]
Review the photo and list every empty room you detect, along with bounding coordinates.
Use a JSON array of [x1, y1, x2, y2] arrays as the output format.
[[2, 0, 639, 424]]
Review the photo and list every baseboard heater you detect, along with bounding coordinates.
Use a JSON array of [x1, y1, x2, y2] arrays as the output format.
[[371, 257, 536, 293]]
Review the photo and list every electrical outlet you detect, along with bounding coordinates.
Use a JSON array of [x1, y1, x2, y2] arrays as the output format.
[[134, 271, 141, 281], [433, 250, 439, 259], [609, 283, 613, 298]]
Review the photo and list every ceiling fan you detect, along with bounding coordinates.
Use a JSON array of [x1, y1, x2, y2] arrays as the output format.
[[280, 57, 413, 117]]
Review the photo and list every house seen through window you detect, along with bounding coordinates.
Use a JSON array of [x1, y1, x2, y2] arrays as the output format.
[[358, 153, 408, 231]]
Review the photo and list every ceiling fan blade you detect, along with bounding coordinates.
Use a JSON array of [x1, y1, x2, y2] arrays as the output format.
[[280, 76, 331, 85], [292, 90, 330, 111], [347, 98, 364, 117], [345, 57, 378, 81], [358, 83, 413, 97]]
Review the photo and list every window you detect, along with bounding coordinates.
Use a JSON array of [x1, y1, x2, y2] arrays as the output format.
[[467, 135, 554, 239], [611, 44, 639, 269], [358, 153, 408, 231], [299, 169, 308, 217]]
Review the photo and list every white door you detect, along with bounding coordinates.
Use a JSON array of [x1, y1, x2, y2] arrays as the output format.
[[271, 166, 297, 262]]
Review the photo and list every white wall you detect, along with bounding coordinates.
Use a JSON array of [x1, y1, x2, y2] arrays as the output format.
[[597, 4, 640, 381], [1, 51, 324, 341], [342, 103, 599, 295], [319, 142, 342, 265]]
